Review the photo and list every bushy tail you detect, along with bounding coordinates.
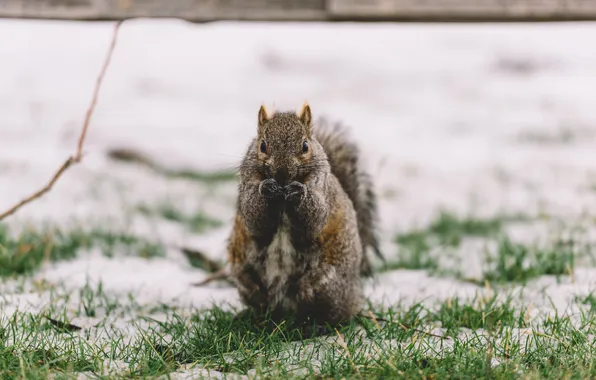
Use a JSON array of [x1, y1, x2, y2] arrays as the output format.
[[314, 118, 384, 276]]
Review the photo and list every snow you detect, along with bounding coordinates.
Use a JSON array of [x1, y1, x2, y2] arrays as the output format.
[[1, 18, 596, 341]]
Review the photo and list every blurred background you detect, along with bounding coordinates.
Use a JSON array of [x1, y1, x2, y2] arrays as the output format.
[[1, 0, 596, 302]]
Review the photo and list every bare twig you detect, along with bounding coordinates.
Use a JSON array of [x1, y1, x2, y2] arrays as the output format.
[[191, 267, 232, 287], [179, 246, 224, 273], [172, 245, 232, 287], [107, 147, 161, 171], [107, 146, 238, 183], [358, 311, 389, 324], [398, 322, 449, 340], [335, 329, 361, 378], [357, 311, 450, 340], [0, 21, 123, 222], [0, 158, 74, 221], [45, 316, 82, 332], [367, 310, 381, 330], [75, 21, 123, 162]]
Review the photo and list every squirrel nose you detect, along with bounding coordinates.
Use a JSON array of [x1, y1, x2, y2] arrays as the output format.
[[274, 168, 289, 186]]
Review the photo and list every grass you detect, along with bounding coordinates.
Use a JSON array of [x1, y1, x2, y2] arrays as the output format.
[[384, 211, 576, 286], [430, 294, 527, 335], [397, 211, 510, 250], [138, 202, 222, 234], [2, 292, 596, 379], [381, 247, 440, 272], [0, 210, 589, 378], [0, 224, 164, 278], [165, 169, 237, 184], [481, 237, 575, 285], [577, 292, 596, 313], [386, 211, 522, 273], [75, 281, 133, 319]]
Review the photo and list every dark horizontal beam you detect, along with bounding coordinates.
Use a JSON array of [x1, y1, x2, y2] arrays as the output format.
[[1, 0, 596, 22]]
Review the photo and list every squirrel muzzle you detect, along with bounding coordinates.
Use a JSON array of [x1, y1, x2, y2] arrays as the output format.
[[273, 167, 290, 186]]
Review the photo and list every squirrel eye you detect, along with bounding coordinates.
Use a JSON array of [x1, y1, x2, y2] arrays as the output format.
[[302, 140, 309, 153], [260, 140, 267, 153]]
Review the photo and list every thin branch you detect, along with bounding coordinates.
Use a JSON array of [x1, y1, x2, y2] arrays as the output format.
[[398, 322, 450, 340], [179, 246, 224, 273], [191, 268, 232, 287], [0, 158, 74, 221], [335, 329, 361, 378], [75, 20, 123, 161], [45, 316, 82, 332], [0, 21, 123, 222], [357, 312, 450, 340]]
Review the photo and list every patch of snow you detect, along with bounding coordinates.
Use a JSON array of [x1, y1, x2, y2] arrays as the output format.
[[1, 20, 596, 373]]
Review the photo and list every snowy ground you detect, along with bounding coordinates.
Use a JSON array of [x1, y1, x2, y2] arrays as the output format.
[[1, 18, 596, 378]]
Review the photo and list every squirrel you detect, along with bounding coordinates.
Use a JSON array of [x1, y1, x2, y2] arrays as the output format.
[[227, 103, 383, 329]]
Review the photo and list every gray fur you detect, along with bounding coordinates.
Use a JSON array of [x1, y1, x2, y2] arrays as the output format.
[[313, 118, 385, 276], [228, 107, 380, 327]]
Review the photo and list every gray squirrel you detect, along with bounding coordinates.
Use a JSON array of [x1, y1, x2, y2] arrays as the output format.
[[226, 103, 383, 328]]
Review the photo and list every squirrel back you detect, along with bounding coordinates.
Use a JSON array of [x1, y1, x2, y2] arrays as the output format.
[[313, 119, 384, 276]]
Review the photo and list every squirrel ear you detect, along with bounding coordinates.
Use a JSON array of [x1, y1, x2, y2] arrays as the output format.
[[258, 105, 269, 133], [298, 103, 312, 134]]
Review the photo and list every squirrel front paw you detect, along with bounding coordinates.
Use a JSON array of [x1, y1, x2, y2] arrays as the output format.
[[259, 178, 283, 199], [284, 181, 307, 204]]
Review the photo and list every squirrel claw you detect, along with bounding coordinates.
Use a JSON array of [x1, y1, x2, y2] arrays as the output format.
[[259, 178, 283, 199], [284, 181, 307, 203]]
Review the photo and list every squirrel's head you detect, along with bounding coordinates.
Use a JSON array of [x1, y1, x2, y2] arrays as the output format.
[[253, 103, 325, 185]]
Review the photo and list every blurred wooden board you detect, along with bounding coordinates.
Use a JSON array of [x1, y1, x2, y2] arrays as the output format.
[[329, 0, 596, 21], [1, 0, 596, 21], [0, 0, 327, 21]]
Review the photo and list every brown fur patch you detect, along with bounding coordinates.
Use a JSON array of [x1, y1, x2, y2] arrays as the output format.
[[227, 213, 250, 264], [318, 204, 346, 265]]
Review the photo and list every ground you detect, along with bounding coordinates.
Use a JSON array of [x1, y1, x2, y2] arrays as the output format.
[[1, 19, 596, 379]]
